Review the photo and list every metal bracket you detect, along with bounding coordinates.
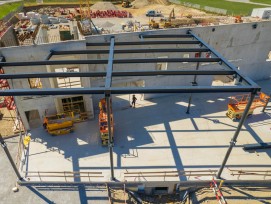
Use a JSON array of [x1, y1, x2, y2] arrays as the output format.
[[191, 82, 198, 86], [1, 141, 7, 148], [230, 140, 236, 146], [105, 90, 111, 97]]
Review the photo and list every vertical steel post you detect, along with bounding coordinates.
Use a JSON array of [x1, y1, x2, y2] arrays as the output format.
[[186, 52, 201, 114], [105, 36, 115, 181], [261, 94, 271, 112], [217, 91, 257, 178], [0, 134, 23, 180], [106, 95, 115, 181]]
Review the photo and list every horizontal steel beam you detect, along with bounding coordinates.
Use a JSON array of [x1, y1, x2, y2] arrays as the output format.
[[0, 72, 106, 78], [109, 86, 257, 94], [105, 36, 115, 88], [0, 70, 236, 79], [52, 48, 210, 55], [0, 86, 257, 96], [86, 40, 200, 46], [139, 34, 194, 38], [0, 58, 220, 67], [17, 180, 271, 188]]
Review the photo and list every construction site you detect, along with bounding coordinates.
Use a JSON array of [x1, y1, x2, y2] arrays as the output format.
[[1, 0, 271, 204], [1, 0, 270, 47]]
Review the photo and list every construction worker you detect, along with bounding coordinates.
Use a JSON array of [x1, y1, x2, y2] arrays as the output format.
[[131, 94, 137, 108], [43, 117, 48, 129]]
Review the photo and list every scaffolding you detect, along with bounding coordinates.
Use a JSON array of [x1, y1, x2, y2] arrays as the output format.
[[0, 57, 24, 133]]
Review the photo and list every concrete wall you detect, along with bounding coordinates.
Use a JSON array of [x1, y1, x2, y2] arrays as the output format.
[[86, 21, 271, 82], [192, 22, 271, 81], [0, 40, 94, 129], [1, 21, 271, 128], [0, 26, 19, 47]]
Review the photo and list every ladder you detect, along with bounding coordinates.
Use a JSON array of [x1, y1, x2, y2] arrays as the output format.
[[210, 178, 227, 204]]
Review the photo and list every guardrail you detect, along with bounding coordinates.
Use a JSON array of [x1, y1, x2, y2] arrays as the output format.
[[124, 170, 217, 181], [229, 169, 271, 180], [24, 171, 104, 181]]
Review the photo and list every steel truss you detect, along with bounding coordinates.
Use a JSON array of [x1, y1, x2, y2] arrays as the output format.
[[0, 30, 261, 186]]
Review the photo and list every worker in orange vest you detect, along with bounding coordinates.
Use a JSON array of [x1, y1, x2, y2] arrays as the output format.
[[43, 117, 48, 129]]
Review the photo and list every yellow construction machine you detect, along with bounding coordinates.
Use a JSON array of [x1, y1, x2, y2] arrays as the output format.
[[235, 16, 243, 23], [43, 112, 74, 136], [99, 98, 114, 146], [159, 8, 175, 28], [149, 19, 159, 29], [226, 92, 270, 121]]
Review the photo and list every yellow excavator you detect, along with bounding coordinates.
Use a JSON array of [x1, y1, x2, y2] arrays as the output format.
[[160, 8, 175, 28], [149, 19, 159, 29]]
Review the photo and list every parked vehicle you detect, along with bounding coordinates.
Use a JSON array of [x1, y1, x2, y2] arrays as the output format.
[[146, 10, 162, 17], [49, 24, 58, 29]]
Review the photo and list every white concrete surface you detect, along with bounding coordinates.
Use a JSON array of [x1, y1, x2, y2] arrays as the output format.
[[20, 79, 271, 182]]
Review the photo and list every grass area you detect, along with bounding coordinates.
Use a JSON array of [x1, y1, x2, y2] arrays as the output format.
[[250, 0, 271, 5], [0, 2, 22, 19], [180, 0, 268, 15]]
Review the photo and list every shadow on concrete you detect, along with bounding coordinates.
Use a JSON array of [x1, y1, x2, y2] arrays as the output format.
[[26, 186, 55, 204], [23, 91, 271, 184]]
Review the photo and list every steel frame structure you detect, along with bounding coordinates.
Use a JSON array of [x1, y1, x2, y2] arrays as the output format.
[[0, 31, 261, 186]]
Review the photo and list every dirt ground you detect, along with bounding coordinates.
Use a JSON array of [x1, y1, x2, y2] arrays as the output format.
[[110, 186, 271, 203], [110, 189, 137, 204], [192, 187, 271, 204], [0, 107, 16, 137], [117, 2, 208, 18]]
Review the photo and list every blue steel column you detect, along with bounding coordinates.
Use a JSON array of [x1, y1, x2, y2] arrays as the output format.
[[261, 94, 271, 112], [105, 37, 115, 180], [186, 52, 201, 114], [0, 134, 23, 180], [217, 90, 257, 178]]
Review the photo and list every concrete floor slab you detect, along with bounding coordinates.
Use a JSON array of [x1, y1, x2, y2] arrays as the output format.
[[19, 79, 271, 182]]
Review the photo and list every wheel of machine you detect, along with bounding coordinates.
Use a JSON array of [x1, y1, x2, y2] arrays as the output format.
[[247, 114, 252, 118]]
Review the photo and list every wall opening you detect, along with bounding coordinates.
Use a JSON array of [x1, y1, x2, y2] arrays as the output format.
[[156, 56, 168, 70], [25, 109, 41, 128], [28, 78, 42, 89], [61, 96, 85, 113], [55, 67, 82, 88], [183, 53, 190, 64], [154, 187, 169, 194], [266, 51, 271, 61], [111, 80, 145, 110]]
